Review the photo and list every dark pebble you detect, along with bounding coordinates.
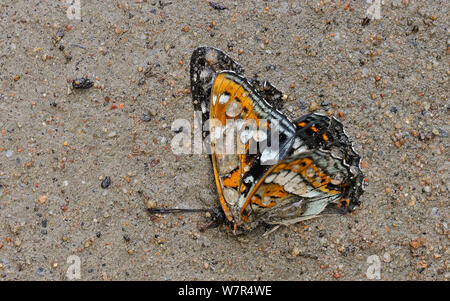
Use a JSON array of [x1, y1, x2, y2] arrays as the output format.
[[36, 267, 45, 276], [101, 176, 111, 189], [361, 17, 371, 26], [96, 232, 102, 238], [142, 113, 152, 122], [389, 106, 398, 113], [72, 78, 94, 89], [42, 219, 48, 228], [265, 64, 276, 71], [209, 1, 227, 10]]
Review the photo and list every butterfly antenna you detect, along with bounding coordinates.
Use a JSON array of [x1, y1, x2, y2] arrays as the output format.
[[148, 208, 212, 214], [148, 206, 226, 228]]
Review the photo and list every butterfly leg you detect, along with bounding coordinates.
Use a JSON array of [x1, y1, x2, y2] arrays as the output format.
[[199, 206, 226, 231]]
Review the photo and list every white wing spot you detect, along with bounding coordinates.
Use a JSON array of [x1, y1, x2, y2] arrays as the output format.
[[218, 94, 230, 104], [223, 187, 239, 205], [226, 101, 242, 117], [201, 102, 206, 114], [244, 176, 254, 184]]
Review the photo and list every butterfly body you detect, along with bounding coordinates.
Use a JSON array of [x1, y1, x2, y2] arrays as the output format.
[[190, 47, 366, 233]]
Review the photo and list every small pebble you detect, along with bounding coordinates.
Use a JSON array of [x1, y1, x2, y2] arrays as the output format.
[[142, 113, 152, 122], [431, 208, 439, 218], [392, 0, 402, 8], [101, 176, 111, 189], [309, 101, 318, 112], [290, 247, 301, 257], [107, 131, 117, 138], [209, 1, 227, 10], [36, 267, 45, 276], [38, 195, 47, 204], [72, 78, 94, 89], [14, 237, 21, 247], [410, 239, 421, 250], [146, 200, 157, 209]]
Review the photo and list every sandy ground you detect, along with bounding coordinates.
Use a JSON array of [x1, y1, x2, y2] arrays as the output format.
[[0, 0, 448, 281]]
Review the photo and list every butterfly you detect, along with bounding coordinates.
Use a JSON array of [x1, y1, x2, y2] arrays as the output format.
[[189, 47, 366, 233]]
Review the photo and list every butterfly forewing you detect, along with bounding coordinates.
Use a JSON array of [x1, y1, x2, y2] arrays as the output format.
[[209, 72, 295, 225]]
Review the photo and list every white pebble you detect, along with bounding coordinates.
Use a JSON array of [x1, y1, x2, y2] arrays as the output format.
[[107, 131, 117, 138]]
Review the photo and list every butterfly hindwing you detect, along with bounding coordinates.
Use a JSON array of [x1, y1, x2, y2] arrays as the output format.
[[240, 151, 343, 226], [239, 115, 365, 227], [293, 114, 365, 210]]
